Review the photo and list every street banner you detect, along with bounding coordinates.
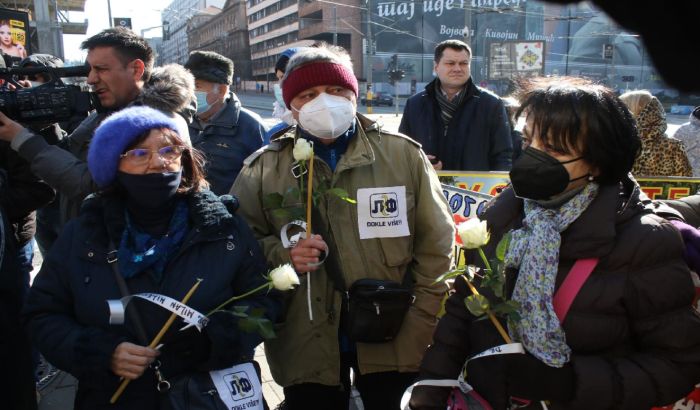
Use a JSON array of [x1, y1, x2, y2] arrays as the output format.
[[442, 184, 494, 218], [438, 171, 700, 201], [0, 7, 30, 66]]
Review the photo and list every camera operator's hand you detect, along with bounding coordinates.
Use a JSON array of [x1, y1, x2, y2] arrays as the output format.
[[0, 112, 25, 142]]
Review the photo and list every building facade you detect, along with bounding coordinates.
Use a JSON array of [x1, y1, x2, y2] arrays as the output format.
[[188, 0, 252, 79], [161, 0, 225, 64], [297, 0, 363, 77], [246, 0, 312, 81]]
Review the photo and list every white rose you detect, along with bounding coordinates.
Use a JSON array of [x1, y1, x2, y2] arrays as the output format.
[[269, 264, 300, 290], [293, 139, 313, 161], [457, 218, 490, 249]]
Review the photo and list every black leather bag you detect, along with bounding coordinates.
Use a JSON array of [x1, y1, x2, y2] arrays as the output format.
[[344, 278, 413, 343]]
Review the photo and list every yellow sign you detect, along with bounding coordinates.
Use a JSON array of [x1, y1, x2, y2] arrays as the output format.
[[438, 171, 700, 201]]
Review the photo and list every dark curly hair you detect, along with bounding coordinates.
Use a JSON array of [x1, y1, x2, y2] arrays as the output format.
[[515, 77, 640, 185]]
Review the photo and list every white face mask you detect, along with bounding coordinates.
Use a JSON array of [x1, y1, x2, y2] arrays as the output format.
[[293, 93, 355, 139]]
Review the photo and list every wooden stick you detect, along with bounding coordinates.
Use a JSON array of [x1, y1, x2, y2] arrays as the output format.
[[110, 278, 203, 404], [305, 153, 314, 237], [462, 275, 512, 343]]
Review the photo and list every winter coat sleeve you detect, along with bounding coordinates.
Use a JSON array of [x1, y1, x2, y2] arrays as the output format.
[[399, 98, 413, 137], [560, 217, 700, 410], [0, 142, 54, 222], [22, 221, 126, 385], [230, 155, 294, 269], [204, 214, 282, 367], [487, 99, 513, 171], [671, 138, 693, 177], [408, 146, 455, 317], [665, 194, 700, 228], [13, 114, 100, 202]]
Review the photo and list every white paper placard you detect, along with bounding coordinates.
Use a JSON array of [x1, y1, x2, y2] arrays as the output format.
[[357, 186, 410, 239], [209, 362, 264, 410]]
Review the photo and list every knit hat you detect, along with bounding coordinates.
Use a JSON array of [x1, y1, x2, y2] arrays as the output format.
[[281, 61, 358, 109], [184, 51, 233, 85], [274, 48, 299, 74], [88, 106, 180, 188]]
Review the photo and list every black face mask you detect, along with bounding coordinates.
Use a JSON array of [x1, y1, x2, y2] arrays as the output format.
[[117, 170, 182, 209], [509, 147, 588, 200]]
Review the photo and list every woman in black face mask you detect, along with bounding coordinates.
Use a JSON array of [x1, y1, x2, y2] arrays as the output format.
[[410, 77, 700, 410], [23, 106, 281, 410]]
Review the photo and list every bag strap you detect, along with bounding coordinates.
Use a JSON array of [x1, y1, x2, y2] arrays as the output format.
[[310, 206, 413, 292], [552, 258, 599, 323], [108, 242, 150, 345], [310, 206, 347, 292]]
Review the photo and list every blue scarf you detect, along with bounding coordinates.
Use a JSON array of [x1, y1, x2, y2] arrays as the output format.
[[117, 200, 189, 282], [505, 182, 599, 367]]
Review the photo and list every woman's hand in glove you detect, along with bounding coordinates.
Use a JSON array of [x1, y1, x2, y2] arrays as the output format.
[[409, 384, 452, 410]]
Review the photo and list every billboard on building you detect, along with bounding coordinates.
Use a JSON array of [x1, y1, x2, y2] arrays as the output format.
[[0, 8, 30, 66], [366, 1, 655, 91], [489, 41, 544, 80]]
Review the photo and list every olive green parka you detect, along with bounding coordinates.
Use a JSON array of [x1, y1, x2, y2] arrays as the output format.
[[231, 115, 454, 387]]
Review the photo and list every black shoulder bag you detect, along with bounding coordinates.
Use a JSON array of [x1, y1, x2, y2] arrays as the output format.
[[311, 208, 414, 343]]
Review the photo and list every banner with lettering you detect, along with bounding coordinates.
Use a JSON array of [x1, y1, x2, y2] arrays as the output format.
[[438, 171, 700, 201]]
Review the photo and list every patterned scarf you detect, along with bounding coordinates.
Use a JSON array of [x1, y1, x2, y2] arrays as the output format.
[[505, 182, 599, 367], [434, 80, 467, 134], [117, 200, 189, 282]]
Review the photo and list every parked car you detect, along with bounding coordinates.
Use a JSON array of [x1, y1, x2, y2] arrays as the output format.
[[360, 92, 394, 106]]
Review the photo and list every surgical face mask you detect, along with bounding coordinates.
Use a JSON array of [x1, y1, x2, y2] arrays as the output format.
[[293, 93, 355, 139], [509, 146, 588, 200], [273, 84, 285, 107], [195, 85, 220, 114], [29, 81, 44, 88], [194, 91, 209, 114]]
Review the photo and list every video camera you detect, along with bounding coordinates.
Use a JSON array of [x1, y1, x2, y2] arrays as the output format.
[[0, 65, 97, 125]]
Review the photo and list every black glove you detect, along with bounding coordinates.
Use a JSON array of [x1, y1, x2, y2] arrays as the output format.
[[408, 384, 452, 410], [506, 353, 575, 402], [465, 352, 510, 409]]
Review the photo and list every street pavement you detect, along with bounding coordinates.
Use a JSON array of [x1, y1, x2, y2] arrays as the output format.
[[32, 91, 689, 409]]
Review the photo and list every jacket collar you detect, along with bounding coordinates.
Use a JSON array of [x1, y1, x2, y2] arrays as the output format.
[[283, 113, 377, 176], [485, 175, 648, 260], [424, 77, 480, 102], [81, 190, 237, 247]]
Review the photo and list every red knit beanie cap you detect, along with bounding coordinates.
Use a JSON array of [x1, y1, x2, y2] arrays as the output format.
[[282, 61, 359, 109]]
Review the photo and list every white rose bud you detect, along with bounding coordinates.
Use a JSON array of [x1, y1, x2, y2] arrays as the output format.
[[293, 139, 313, 161], [457, 218, 490, 249], [269, 264, 300, 290]]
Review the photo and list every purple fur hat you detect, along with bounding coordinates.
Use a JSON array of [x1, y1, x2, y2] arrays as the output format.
[[88, 106, 179, 188]]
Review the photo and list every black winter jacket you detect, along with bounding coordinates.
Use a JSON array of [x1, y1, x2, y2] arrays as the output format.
[[191, 93, 265, 196], [23, 190, 281, 410], [399, 79, 512, 171], [419, 179, 700, 409], [0, 141, 54, 246]]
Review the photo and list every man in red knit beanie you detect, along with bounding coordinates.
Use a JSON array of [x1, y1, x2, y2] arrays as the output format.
[[231, 44, 454, 410]]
